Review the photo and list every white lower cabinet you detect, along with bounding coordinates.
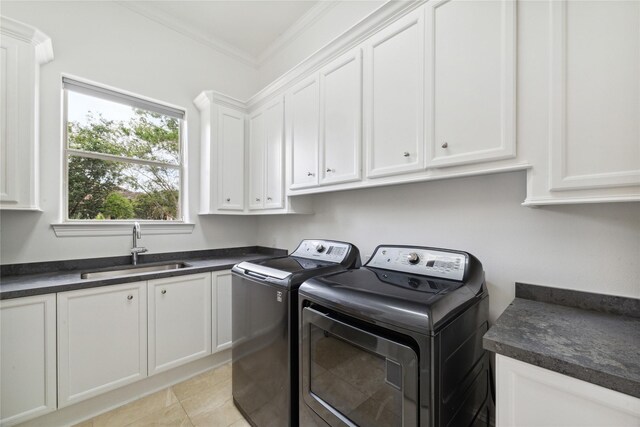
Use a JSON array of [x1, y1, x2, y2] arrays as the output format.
[[0, 294, 56, 426], [148, 273, 212, 376], [496, 354, 640, 426], [212, 270, 233, 352], [57, 282, 147, 407]]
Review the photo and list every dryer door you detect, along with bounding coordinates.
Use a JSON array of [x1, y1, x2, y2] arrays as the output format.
[[301, 307, 418, 427]]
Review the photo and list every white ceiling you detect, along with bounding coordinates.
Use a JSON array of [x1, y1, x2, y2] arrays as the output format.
[[117, 1, 333, 67]]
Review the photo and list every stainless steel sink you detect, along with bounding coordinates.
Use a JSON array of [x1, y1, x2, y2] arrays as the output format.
[[81, 262, 190, 279]]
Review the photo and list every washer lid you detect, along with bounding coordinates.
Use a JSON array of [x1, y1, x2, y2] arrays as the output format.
[[236, 256, 335, 279]]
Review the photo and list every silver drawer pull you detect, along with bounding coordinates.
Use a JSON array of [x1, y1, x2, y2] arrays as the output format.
[[441, 142, 448, 148], [161, 289, 167, 295], [326, 168, 334, 173], [226, 198, 231, 202], [403, 152, 410, 157], [255, 198, 261, 202], [127, 295, 133, 300], [267, 197, 272, 201], [307, 171, 315, 177]]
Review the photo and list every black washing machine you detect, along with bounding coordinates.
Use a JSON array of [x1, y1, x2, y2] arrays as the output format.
[[298, 245, 492, 427], [231, 240, 361, 427]]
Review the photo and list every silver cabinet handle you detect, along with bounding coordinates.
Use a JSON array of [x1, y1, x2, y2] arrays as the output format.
[[161, 289, 167, 295], [307, 172, 315, 177], [441, 142, 448, 148], [267, 197, 272, 201], [326, 168, 334, 173], [225, 198, 231, 202], [403, 152, 410, 157], [127, 295, 133, 300], [255, 198, 261, 202]]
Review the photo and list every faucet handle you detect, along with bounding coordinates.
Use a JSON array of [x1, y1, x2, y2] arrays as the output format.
[[131, 247, 148, 254]]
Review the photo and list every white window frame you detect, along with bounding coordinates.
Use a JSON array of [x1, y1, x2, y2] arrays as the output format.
[[52, 75, 194, 237]]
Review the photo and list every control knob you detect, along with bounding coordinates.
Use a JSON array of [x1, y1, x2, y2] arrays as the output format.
[[315, 243, 325, 253], [406, 253, 420, 264]]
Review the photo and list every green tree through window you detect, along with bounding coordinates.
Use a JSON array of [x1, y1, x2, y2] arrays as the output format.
[[65, 85, 182, 221]]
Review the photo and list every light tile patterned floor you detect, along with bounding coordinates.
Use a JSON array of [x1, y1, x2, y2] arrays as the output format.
[[74, 363, 249, 427]]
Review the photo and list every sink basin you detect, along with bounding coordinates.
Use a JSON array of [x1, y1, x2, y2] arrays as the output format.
[[81, 262, 190, 279]]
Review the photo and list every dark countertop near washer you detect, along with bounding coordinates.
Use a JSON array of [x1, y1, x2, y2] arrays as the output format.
[[0, 246, 287, 300], [483, 283, 640, 398]]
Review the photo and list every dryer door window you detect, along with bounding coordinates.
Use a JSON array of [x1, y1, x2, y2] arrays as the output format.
[[301, 307, 418, 427]]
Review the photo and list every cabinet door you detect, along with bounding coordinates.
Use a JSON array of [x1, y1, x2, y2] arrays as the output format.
[[0, 295, 56, 426], [57, 282, 147, 407], [264, 98, 284, 208], [217, 106, 245, 210], [287, 76, 319, 190], [496, 355, 640, 426], [363, 7, 425, 178], [549, 0, 640, 191], [148, 273, 212, 376], [425, 0, 516, 168], [319, 48, 362, 185], [0, 18, 52, 211], [248, 109, 265, 210], [212, 270, 233, 352]]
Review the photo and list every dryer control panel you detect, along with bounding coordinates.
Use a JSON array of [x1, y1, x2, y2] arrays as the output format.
[[291, 240, 352, 263], [366, 246, 467, 281]]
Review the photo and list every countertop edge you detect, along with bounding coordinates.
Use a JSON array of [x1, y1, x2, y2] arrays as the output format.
[[484, 284, 640, 400], [483, 334, 640, 399], [0, 248, 287, 300]]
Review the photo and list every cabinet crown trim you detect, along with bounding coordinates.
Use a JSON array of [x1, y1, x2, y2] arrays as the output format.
[[0, 15, 54, 64]]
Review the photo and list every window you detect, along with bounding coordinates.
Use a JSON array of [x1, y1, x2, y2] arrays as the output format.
[[63, 77, 184, 222]]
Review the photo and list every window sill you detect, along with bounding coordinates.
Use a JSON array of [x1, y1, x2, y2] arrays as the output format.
[[51, 221, 195, 237]]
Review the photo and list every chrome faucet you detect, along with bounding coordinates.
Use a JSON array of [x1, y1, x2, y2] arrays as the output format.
[[131, 222, 148, 265]]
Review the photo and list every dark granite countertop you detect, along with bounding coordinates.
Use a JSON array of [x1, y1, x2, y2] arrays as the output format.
[[483, 283, 640, 398], [0, 246, 287, 300]]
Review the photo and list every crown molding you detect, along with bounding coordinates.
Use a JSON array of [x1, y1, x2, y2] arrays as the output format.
[[246, 0, 424, 110], [194, 90, 247, 112], [256, 1, 339, 66], [192, 1, 423, 113], [115, 1, 341, 69], [1, 15, 54, 64], [114, 1, 258, 68]]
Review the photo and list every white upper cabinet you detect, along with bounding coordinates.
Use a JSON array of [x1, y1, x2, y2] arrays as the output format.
[[0, 17, 53, 210], [425, 0, 516, 168], [363, 7, 425, 179], [264, 98, 285, 209], [549, 0, 639, 191], [287, 76, 320, 189], [249, 97, 284, 209], [195, 93, 247, 213], [248, 108, 266, 210], [524, 0, 640, 205], [217, 106, 245, 210], [319, 48, 363, 185]]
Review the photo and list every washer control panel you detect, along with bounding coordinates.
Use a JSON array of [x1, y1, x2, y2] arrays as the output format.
[[291, 240, 351, 263], [366, 246, 467, 281]]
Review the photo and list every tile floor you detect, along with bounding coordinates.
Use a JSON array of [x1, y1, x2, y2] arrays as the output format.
[[73, 363, 250, 427]]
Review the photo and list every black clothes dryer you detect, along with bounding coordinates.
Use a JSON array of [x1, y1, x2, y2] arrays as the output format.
[[299, 245, 493, 427]]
